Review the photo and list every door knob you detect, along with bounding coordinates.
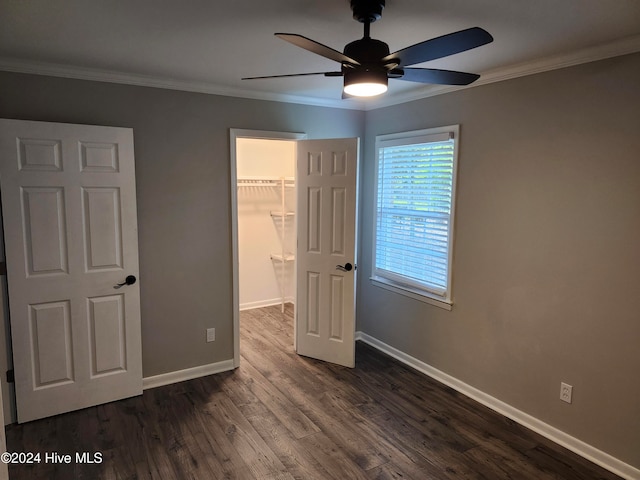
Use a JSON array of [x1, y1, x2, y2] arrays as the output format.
[[336, 263, 354, 272], [114, 275, 137, 289]]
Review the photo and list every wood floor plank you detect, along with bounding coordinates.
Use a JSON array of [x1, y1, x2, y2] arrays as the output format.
[[99, 400, 152, 480], [225, 357, 321, 440], [240, 312, 330, 399], [134, 398, 184, 480], [162, 393, 223, 480], [355, 416, 460, 480], [241, 310, 391, 473], [339, 360, 476, 456], [352, 343, 544, 457], [4, 304, 624, 480], [189, 402, 257, 479], [365, 462, 423, 480], [298, 431, 371, 480], [205, 391, 295, 480], [237, 398, 335, 480], [294, 388, 390, 471], [367, 411, 481, 479], [522, 443, 622, 480]]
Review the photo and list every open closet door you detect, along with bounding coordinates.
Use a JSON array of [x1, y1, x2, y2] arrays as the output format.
[[296, 138, 358, 368], [0, 119, 142, 422]]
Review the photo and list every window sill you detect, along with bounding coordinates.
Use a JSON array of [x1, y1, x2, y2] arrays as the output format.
[[369, 276, 453, 311]]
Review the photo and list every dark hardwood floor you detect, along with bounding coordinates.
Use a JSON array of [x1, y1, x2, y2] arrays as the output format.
[[6, 305, 621, 479]]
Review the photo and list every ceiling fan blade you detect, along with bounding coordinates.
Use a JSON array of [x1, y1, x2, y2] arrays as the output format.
[[383, 27, 493, 67], [398, 68, 480, 85], [242, 71, 343, 80], [275, 33, 360, 66]]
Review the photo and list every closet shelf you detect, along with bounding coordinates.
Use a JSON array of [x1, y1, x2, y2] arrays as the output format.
[[260, 176, 295, 312], [270, 253, 295, 262], [270, 211, 295, 218], [237, 176, 295, 187]]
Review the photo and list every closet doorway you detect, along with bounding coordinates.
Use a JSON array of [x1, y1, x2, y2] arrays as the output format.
[[230, 130, 306, 366], [237, 139, 296, 311], [230, 129, 359, 369]]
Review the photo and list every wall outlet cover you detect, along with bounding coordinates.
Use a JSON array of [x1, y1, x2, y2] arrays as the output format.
[[560, 382, 573, 404], [206, 328, 215, 343]]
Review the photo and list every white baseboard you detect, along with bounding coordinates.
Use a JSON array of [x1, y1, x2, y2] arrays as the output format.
[[142, 359, 235, 390], [355, 331, 639, 480], [239, 298, 294, 311]]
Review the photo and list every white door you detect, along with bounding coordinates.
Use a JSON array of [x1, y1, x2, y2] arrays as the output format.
[[0, 119, 142, 423], [296, 138, 358, 368]]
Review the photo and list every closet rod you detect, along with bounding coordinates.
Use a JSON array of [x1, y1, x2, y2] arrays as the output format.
[[237, 176, 294, 187]]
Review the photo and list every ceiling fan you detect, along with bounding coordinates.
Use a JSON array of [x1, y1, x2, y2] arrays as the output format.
[[242, 0, 493, 98]]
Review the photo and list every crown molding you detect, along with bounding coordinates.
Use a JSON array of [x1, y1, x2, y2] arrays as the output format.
[[0, 57, 367, 111], [365, 33, 640, 110], [1, 33, 639, 112]]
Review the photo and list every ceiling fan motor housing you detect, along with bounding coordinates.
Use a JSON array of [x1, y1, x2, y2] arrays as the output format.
[[344, 37, 390, 64], [351, 0, 385, 23]]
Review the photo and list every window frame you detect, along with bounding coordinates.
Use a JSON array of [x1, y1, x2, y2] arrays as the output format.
[[370, 125, 460, 310]]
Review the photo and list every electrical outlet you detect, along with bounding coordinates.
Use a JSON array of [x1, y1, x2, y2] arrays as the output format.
[[560, 382, 573, 404], [206, 328, 215, 343]]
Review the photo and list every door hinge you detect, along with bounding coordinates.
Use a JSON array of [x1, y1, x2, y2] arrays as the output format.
[[6, 369, 14, 383]]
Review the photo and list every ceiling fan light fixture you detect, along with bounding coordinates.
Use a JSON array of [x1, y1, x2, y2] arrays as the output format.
[[343, 69, 388, 97]]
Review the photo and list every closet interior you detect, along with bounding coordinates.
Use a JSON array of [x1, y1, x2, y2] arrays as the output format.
[[236, 138, 296, 312]]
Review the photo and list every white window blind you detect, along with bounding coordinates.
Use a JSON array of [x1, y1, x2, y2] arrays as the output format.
[[374, 127, 458, 302]]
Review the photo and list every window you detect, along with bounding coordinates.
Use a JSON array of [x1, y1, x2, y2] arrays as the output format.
[[372, 125, 459, 308]]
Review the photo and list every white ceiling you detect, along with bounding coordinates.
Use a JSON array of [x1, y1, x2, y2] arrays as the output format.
[[1, 0, 640, 109]]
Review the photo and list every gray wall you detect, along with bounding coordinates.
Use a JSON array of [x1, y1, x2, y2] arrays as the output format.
[[0, 72, 365, 380], [357, 53, 640, 468]]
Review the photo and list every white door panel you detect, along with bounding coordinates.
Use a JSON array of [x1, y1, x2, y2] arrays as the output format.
[[0, 119, 142, 423], [296, 138, 358, 368]]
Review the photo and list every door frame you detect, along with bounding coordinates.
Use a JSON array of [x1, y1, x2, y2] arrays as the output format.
[[229, 129, 307, 367]]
